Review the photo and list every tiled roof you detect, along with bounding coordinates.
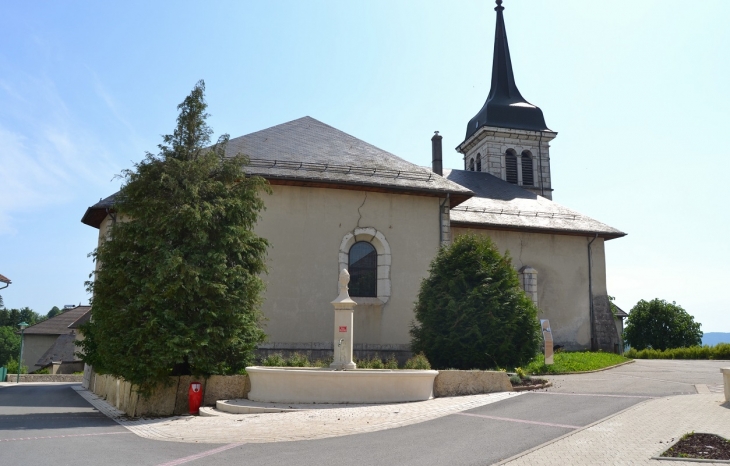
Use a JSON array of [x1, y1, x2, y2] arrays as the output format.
[[35, 334, 81, 366], [81, 117, 472, 229], [444, 169, 625, 239], [226, 117, 472, 197], [0, 273, 10, 284], [23, 306, 91, 335]]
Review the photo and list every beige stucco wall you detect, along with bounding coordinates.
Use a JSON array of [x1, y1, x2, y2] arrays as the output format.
[[21, 334, 59, 371], [254, 185, 442, 347], [451, 227, 608, 350]]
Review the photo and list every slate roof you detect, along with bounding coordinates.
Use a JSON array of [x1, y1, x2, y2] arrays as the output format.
[[464, 1, 550, 139], [613, 305, 629, 319], [81, 117, 473, 228], [81, 193, 117, 229], [444, 169, 625, 239], [226, 117, 472, 198], [35, 334, 80, 366], [23, 306, 92, 335]]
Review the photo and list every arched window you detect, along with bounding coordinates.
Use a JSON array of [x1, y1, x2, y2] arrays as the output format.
[[505, 150, 518, 184], [348, 241, 377, 297], [476, 154, 482, 172], [521, 151, 534, 186], [469, 158, 475, 171]]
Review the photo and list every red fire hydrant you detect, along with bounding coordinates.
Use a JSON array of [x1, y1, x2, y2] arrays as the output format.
[[189, 382, 203, 415]]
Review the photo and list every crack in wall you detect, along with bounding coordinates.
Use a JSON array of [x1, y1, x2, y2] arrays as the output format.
[[356, 193, 368, 228]]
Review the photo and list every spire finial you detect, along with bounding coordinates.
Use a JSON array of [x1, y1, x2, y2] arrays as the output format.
[[461, 0, 550, 139]]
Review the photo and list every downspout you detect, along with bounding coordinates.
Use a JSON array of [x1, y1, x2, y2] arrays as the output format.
[[538, 131, 544, 197], [587, 233, 598, 351]]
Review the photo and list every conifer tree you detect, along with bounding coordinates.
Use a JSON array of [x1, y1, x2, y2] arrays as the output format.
[[80, 81, 269, 395], [410, 234, 540, 369]]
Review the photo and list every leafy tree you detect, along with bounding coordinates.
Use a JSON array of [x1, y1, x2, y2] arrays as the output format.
[[0, 326, 20, 367], [410, 234, 541, 370], [623, 299, 702, 351], [0, 307, 44, 327], [47, 306, 62, 319], [80, 81, 269, 395], [0, 294, 3, 308]]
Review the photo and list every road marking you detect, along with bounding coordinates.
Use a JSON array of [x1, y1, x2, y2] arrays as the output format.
[[528, 391, 657, 399], [156, 443, 243, 466], [455, 412, 580, 429], [0, 431, 131, 442]]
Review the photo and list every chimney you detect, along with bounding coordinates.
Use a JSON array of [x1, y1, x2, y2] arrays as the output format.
[[431, 131, 443, 176]]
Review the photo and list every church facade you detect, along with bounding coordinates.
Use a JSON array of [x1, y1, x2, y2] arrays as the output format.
[[82, 2, 625, 360]]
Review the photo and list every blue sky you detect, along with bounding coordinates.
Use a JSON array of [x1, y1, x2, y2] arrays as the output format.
[[1, 1, 728, 331]]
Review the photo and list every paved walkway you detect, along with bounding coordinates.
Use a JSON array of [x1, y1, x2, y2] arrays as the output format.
[[73, 386, 522, 444], [70, 360, 729, 464], [499, 393, 730, 465]]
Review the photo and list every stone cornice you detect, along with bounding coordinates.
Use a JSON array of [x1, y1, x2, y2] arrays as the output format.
[[456, 126, 557, 155]]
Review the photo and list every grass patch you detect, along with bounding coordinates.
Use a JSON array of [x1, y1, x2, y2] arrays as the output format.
[[524, 351, 630, 375], [625, 343, 730, 360]]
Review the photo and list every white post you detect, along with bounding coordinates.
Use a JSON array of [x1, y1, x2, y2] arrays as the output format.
[[330, 269, 357, 370]]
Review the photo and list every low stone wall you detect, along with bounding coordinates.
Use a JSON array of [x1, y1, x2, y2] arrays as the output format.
[[5, 374, 84, 383], [433, 370, 512, 397], [87, 372, 250, 417]]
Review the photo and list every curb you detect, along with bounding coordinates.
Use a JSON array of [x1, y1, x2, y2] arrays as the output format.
[[512, 381, 552, 392], [535, 359, 635, 376]]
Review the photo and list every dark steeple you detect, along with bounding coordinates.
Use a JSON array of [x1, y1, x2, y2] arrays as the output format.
[[465, 0, 550, 139]]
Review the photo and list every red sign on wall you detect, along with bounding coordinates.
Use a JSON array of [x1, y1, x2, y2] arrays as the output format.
[[339, 326, 347, 332]]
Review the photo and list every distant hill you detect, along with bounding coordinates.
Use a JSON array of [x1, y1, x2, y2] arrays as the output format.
[[702, 332, 730, 346]]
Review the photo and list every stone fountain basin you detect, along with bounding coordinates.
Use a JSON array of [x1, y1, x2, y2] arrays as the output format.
[[246, 366, 439, 404]]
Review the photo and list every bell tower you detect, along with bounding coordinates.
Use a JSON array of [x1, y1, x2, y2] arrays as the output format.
[[456, 0, 557, 200]]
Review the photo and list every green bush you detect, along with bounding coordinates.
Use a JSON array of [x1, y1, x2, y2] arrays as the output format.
[[623, 299, 702, 351], [404, 353, 432, 370], [286, 352, 311, 367], [384, 354, 399, 369], [6, 358, 27, 374], [261, 353, 287, 367], [410, 234, 540, 370], [625, 343, 730, 360], [34, 367, 50, 374], [312, 357, 333, 368], [509, 374, 521, 385]]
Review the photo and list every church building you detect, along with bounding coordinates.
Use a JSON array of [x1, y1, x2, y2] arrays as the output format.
[[81, 1, 625, 360]]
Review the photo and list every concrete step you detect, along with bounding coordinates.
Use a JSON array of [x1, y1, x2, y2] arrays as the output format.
[[215, 399, 307, 414], [198, 407, 224, 417]]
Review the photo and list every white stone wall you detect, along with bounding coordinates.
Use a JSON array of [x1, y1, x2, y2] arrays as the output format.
[[458, 126, 556, 200]]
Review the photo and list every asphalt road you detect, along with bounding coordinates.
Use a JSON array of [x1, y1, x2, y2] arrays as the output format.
[[0, 360, 725, 466]]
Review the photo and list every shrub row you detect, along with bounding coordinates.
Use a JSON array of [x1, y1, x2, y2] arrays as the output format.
[[259, 352, 431, 369], [625, 343, 730, 360]]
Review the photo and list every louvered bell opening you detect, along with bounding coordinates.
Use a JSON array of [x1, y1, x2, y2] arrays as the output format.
[[505, 153, 518, 184], [521, 155, 534, 186]]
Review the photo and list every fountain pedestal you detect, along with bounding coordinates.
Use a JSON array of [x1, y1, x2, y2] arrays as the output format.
[[330, 269, 356, 370]]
